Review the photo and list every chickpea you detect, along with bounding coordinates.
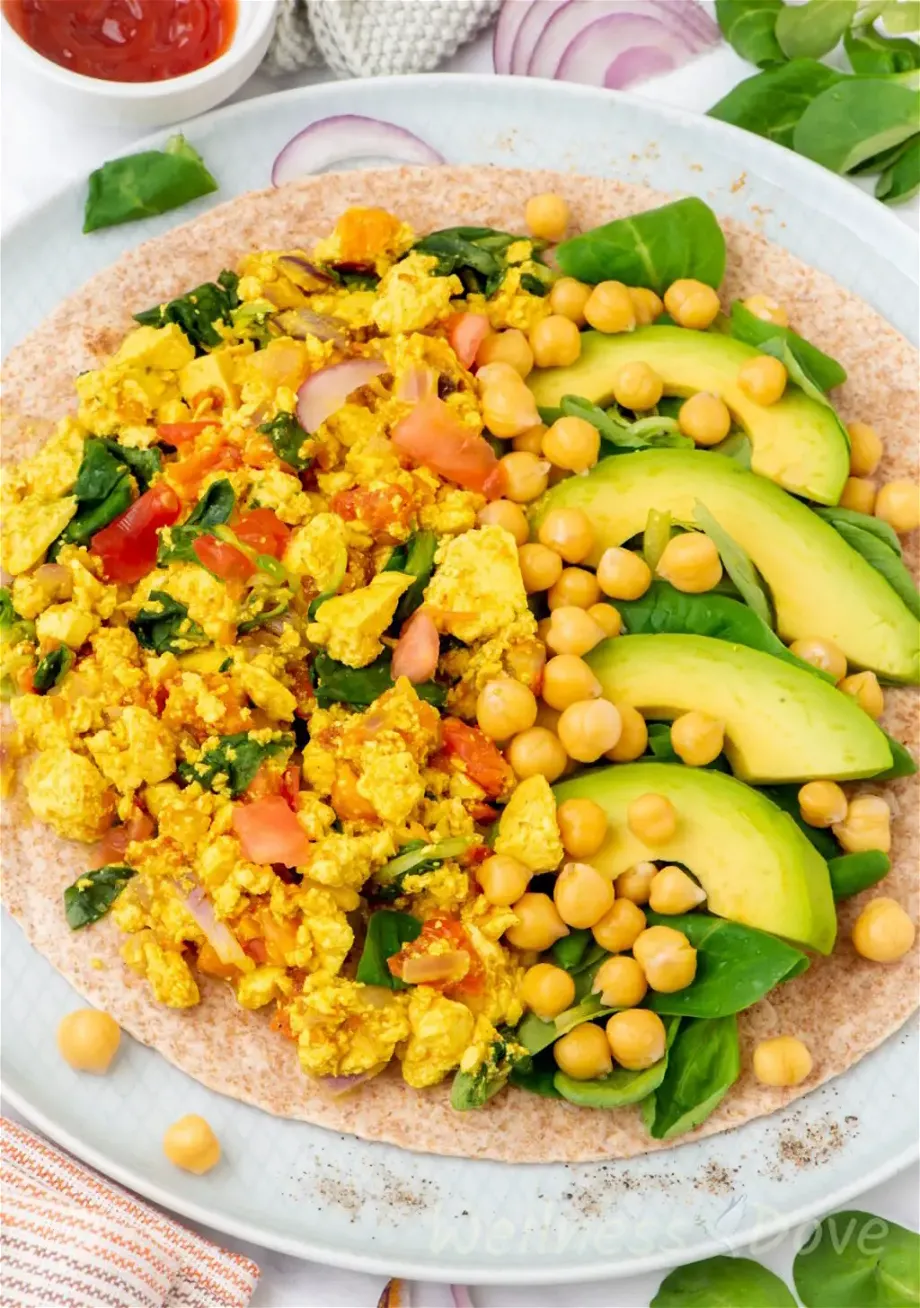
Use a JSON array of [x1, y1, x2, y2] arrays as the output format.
[[596, 546, 652, 600], [592, 955, 647, 1008], [549, 277, 592, 325], [547, 566, 602, 611], [847, 421, 883, 477], [656, 534, 723, 593], [476, 678, 538, 741], [506, 891, 569, 951], [482, 376, 541, 439], [526, 191, 570, 242], [587, 602, 622, 638], [476, 327, 534, 378], [542, 654, 602, 710], [538, 506, 594, 563], [753, 1036, 813, 1087], [649, 865, 706, 915], [558, 698, 622, 763], [670, 711, 725, 766], [614, 861, 657, 905], [678, 392, 732, 446], [606, 1009, 667, 1070], [664, 279, 721, 330], [477, 854, 531, 906], [584, 281, 636, 334], [477, 361, 521, 390], [838, 670, 885, 719], [743, 294, 788, 328], [605, 704, 648, 763], [478, 498, 529, 545], [530, 315, 582, 369], [612, 361, 663, 411], [875, 479, 920, 534], [593, 898, 647, 952], [833, 794, 892, 854], [519, 542, 564, 593], [852, 897, 916, 962], [534, 699, 561, 732], [545, 605, 606, 657], [798, 780, 847, 828], [512, 423, 547, 455], [554, 861, 616, 929], [553, 1022, 613, 1080], [542, 415, 601, 474], [632, 924, 697, 993], [788, 636, 847, 683], [557, 797, 609, 859], [840, 477, 877, 514], [163, 1115, 221, 1175], [56, 1009, 121, 1074], [737, 355, 787, 406], [627, 792, 678, 844], [629, 286, 664, 326], [521, 962, 576, 1018], [506, 726, 568, 782], [500, 451, 551, 502]]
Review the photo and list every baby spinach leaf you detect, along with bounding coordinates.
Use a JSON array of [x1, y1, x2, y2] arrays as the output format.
[[644, 913, 809, 1018], [693, 502, 774, 628], [824, 520, 920, 619], [311, 650, 446, 710], [716, 0, 787, 67], [187, 478, 236, 527], [882, 1, 920, 35], [257, 412, 311, 470], [713, 430, 753, 466], [135, 268, 239, 353], [383, 529, 438, 624], [64, 865, 136, 929], [829, 850, 891, 899], [100, 439, 162, 492], [550, 928, 593, 971], [84, 134, 218, 234], [451, 1031, 531, 1110], [793, 78, 920, 173], [62, 476, 133, 547], [557, 395, 692, 450], [875, 731, 917, 779], [411, 227, 538, 299], [775, 0, 858, 60], [845, 22, 920, 74], [708, 59, 845, 148], [643, 509, 672, 571], [757, 783, 841, 858], [177, 729, 294, 798], [646, 721, 680, 761], [371, 836, 475, 900], [131, 590, 207, 656], [793, 1209, 920, 1307], [728, 300, 847, 390], [65, 438, 162, 550], [73, 438, 128, 503], [33, 646, 74, 693], [643, 1014, 740, 1139], [356, 910, 421, 990], [653, 1254, 797, 1306], [516, 995, 614, 1055], [813, 503, 902, 553], [556, 198, 726, 292], [876, 133, 920, 203], [509, 1048, 562, 1099]]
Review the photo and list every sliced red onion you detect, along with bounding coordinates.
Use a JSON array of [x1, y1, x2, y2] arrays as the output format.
[[296, 357, 387, 434], [273, 115, 444, 186], [451, 1289, 473, 1308], [317, 1064, 386, 1096], [276, 254, 337, 286], [556, 14, 697, 86], [394, 365, 437, 403], [271, 307, 348, 346], [528, 0, 718, 80], [494, 0, 535, 72], [182, 884, 249, 969], [510, 0, 568, 74]]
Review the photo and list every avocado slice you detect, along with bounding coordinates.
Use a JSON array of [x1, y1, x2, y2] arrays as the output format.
[[553, 763, 836, 953], [527, 326, 849, 504], [588, 634, 892, 783], [533, 450, 920, 683]]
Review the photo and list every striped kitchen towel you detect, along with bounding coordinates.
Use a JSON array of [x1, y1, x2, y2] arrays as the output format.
[[1, 1117, 259, 1308]]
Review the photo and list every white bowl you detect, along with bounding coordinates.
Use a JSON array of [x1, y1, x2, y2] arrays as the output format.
[[0, 0, 279, 129]]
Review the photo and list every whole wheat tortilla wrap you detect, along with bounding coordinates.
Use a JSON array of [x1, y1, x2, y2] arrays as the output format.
[[2, 167, 917, 1164]]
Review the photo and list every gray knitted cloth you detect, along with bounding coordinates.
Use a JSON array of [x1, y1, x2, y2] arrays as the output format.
[[263, 0, 501, 77]]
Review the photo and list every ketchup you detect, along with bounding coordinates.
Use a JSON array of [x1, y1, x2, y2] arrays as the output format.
[[3, 0, 237, 83]]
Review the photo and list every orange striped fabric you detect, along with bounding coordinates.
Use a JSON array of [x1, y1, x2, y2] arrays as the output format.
[[1, 1118, 259, 1308]]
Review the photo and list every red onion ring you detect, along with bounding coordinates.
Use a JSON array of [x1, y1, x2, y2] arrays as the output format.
[[493, 0, 535, 72], [509, 0, 568, 74], [272, 115, 444, 186], [296, 357, 388, 433]]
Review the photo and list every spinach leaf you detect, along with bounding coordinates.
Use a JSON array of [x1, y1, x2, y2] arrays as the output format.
[[775, 0, 858, 60], [647, 721, 680, 761], [33, 646, 74, 693], [653, 1255, 797, 1306], [813, 503, 902, 553], [178, 729, 294, 798], [644, 913, 809, 1018], [556, 198, 726, 292], [371, 836, 475, 900], [845, 22, 920, 74], [451, 1032, 531, 1110], [187, 478, 236, 527], [509, 1048, 562, 1099], [62, 477, 133, 547], [708, 59, 845, 148], [694, 502, 774, 627], [64, 865, 135, 929], [59, 438, 135, 546], [100, 439, 162, 492], [758, 783, 841, 858], [550, 928, 593, 971], [829, 850, 891, 899], [713, 429, 753, 467], [876, 133, 920, 204], [643, 509, 672, 571], [793, 1209, 920, 1307], [383, 529, 438, 624], [311, 650, 446, 710], [0, 588, 35, 645], [716, 0, 787, 67], [882, 2, 920, 35], [135, 268, 239, 353], [728, 300, 847, 390], [73, 438, 129, 502], [823, 520, 920, 619], [643, 1014, 740, 1139], [356, 910, 421, 990], [875, 731, 917, 779], [555, 395, 691, 451], [516, 995, 614, 1055], [793, 79, 920, 174], [131, 590, 207, 656], [257, 412, 311, 470], [84, 134, 218, 234], [411, 227, 545, 299]]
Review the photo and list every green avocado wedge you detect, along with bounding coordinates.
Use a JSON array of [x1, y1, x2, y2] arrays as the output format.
[[526, 326, 850, 504], [532, 450, 920, 683], [553, 763, 836, 953], [587, 634, 892, 782]]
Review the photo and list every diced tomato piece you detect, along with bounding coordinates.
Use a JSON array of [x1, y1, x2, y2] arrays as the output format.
[[232, 796, 311, 867], [192, 533, 256, 581], [389, 915, 485, 997], [156, 421, 212, 444], [330, 484, 415, 536], [446, 312, 491, 369], [391, 398, 500, 494], [167, 440, 241, 498], [280, 764, 301, 807], [468, 805, 500, 825], [93, 809, 154, 869], [242, 938, 269, 965], [233, 508, 291, 558], [437, 717, 513, 799], [91, 483, 181, 584]]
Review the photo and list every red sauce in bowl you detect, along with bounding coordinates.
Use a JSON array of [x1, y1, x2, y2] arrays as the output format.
[[2, 0, 237, 82]]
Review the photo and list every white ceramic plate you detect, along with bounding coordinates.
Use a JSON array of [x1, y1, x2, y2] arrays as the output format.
[[2, 75, 918, 1285]]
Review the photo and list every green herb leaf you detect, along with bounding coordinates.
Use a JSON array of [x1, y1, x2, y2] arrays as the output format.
[[257, 412, 311, 470], [708, 59, 845, 148], [793, 1209, 920, 1307], [652, 1254, 797, 1306], [876, 133, 920, 203], [33, 646, 74, 693], [383, 530, 438, 624], [775, 0, 858, 60], [310, 650, 446, 710], [716, 0, 788, 66], [356, 910, 421, 990], [643, 1014, 740, 1139], [845, 22, 920, 74], [694, 502, 774, 628], [829, 850, 891, 899], [64, 864, 136, 929], [84, 134, 217, 235], [728, 300, 847, 390], [556, 197, 727, 292], [134, 268, 239, 353], [130, 590, 207, 656], [451, 1033, 531, 1110], [177, 729, 294, 798], [793, 78, 920, 173]]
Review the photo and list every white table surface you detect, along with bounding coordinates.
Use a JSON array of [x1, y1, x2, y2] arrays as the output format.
[[2, 20, 918, 1308]]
